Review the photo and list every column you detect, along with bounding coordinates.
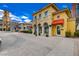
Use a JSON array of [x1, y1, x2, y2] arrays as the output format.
[[36, 26, 39, 36], [41, 26, 44, 36], [49, 26, 52, 37]]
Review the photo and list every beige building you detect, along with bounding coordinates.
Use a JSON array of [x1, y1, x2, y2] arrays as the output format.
[[32, 4, 59, 36], [32, 3, 76, 37], [2, 10, 11, 31], [19, 22, 32, 31]]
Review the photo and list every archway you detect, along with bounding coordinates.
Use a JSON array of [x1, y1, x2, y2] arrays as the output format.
[[38, 24, 42, 36], [34, 24, 37, 35], [43, 23, 49, 36]]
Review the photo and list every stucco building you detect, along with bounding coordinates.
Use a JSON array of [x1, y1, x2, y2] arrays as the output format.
[[32, 3, 75, 37], [2, 10, 11, 31], [0, 10, 11, 31], [19, 22, 32, 31]]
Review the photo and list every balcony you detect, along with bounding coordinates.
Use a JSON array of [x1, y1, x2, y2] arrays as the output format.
[[52, 19, 64, 25]]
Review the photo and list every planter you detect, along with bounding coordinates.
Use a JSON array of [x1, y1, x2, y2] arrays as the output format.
[[46, 34, 49, 37], [39, 33, 40, 36]]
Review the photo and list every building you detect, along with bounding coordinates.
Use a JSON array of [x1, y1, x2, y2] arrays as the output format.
[[72, 3, 79, 31], [10, 21, 21, 32], [2, 10, 11, 31], [32, 3, 75, 37], [0, 10, 32, 32], [0, 10, 21, 32], [0, 10, 3, 31], [0, 19, 3, 31], [19, 22, 32, 31], [0, 10, 11, 31], [52, 9, 75, 36]]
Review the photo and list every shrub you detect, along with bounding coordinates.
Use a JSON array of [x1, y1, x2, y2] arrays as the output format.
[[65, 31, 71, 37], [74, 31, 79, 37], [20, 30, 32, 33], [39, 33, 40, 36]]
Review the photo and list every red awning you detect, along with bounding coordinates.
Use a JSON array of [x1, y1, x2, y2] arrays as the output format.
[[52, 19, 64, 25], [28, 26, 32, 28]]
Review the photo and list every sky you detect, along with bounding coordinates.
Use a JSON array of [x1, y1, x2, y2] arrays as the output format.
[[0, 3, 72, 23]]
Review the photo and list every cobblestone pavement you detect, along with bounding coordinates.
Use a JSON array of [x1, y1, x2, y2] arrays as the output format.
[[0, 31, 79, 56]]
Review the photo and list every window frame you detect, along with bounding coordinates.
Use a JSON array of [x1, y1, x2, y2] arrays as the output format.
[[44, 10, 48, 17], [39, 14, 42, 19]]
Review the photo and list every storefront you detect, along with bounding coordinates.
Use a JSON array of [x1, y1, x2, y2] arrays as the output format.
[[32, 4, 76, 37], [52, 19, 64, 36], [52, 9, 76, 37]]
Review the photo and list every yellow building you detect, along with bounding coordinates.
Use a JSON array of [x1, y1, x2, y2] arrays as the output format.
[[52, 9, 76, 36], [2, 10, 11, 31], [32, 3, 76, 37]]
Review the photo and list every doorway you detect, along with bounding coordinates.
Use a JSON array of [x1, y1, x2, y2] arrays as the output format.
[[56, 25, 61, 35]]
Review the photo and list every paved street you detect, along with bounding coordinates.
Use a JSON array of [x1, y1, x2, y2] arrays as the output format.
[[0, 31, 79, 56]]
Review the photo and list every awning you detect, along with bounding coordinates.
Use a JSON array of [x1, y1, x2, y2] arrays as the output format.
[[52, 19, 64, 25], [27, 25, 32, 28]]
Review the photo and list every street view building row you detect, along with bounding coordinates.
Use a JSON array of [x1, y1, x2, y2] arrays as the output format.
[[0, 10, 32, 32], [32, 3, 79, 37]]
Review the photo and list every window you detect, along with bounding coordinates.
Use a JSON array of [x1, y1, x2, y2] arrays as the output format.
[[57, 15, 60, 18], [34, 16, 37, 20], [39, 14, 41, 19], [44, 11, 48, 17]]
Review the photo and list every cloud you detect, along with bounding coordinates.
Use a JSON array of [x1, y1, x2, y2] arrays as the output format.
[[0, 9, 4, 19], [0, 9, 31, 23], [0, 9, 4, 12], [9, 13, 22, 22], [3, 5, 8, 8], [24, 19, 31, 23], [21, 15, 31, 23], [21, 16, 28, 19]]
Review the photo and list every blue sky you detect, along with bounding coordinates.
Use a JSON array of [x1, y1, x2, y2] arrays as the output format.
[[0, 3, 72, 23]]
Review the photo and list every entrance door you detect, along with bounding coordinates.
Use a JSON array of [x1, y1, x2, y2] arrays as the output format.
[[56, 25, 61, 35]]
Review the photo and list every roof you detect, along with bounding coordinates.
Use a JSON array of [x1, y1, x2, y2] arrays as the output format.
[[33, 3, 59, 16], [52, 8, 71, 17]]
